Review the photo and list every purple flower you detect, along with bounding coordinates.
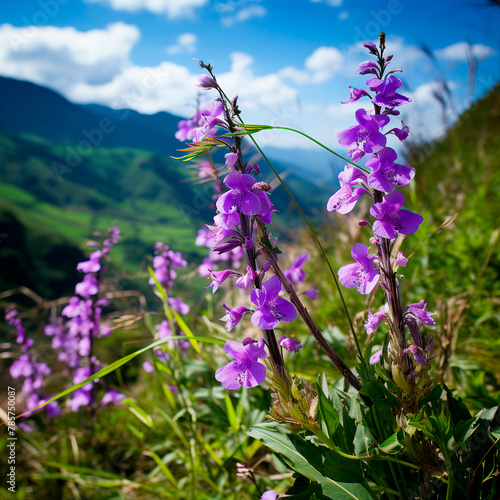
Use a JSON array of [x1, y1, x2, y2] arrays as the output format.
[[75, 274, 99, 298], [367, 76, 411, 112], [195, 74, 217, 90], [370, 191, 423, 239], [102, 388, 126, 405], [278, 336, 302, 352], [303, 286, 318, 300], [216, 171, 261, 216], [70, 388, 92, 412], [358, 60, 379, 75], [10, 354, 34, 380], [225, 152, 238, 169], [261, 491, 279, 500], [327, 165, 370, 214], [337, 109, 390, 161], [394, 251, 408, 267], [220, 305, 250, 332], [235, 265, 256, 291], [168, 297, 190, 315], [365, 304, 389, 335], [405, 300, 435, 325], [284, 253, 309, 284], [175, 113, 200, 142], [207, 269, 239, 293], [403, 344, 428, 366], [256, 190, 275, 224], [77, 258, 101, 273], [341, 86, 370, 104], [249, 276, 297, 329], [387, 121, 410, 141], [365, 147, 415, 193], [338, 243, 379, 295], [215, 339, 268, 390], [192, 100, 224, 142]]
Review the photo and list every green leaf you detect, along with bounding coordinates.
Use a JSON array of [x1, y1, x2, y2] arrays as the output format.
[[149, 451, 178, 486], [378, 430, 405, 455], [122, 398, 153, 428], [316, 381, 339, 440], [248, 423, 372, 499], [18, 335, 224, 417], [444, 384, 472, 424], [224, 393, 239, 432]]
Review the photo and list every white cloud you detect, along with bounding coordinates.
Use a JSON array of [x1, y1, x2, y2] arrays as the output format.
[[220, 4, 267, 27], [279, 46, 344, 85], [305, 46, 344, 83], [167, 33, 197, 54], [84, 0, 208, 19], [309, 0, 343, 6], [435, 42, 496, 62], [338, 11, 349, 20], [0, 22, 139, 88]]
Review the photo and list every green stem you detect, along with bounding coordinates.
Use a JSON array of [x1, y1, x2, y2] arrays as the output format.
[[243, 125, 370, 174]]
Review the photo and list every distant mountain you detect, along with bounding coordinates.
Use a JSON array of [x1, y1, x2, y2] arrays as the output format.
[[0, 76, 330, 298]]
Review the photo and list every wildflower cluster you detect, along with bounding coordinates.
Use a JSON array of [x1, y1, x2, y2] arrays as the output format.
[[7, 308, 60, 422], [44, 227, 124, 412], [143, 242, 190, 374], [329, 35, 435, 408]]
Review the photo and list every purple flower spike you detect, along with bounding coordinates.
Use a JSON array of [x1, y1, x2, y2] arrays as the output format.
[[220, 305, 250, 331], [215, 339, 268, 390], [337, 109, 389, 161], [365, 147, 415, 193], [370, 191, 424, 239], [327, 165, 370, 214], [405, 300, 435, 325], [216, 171, 262, 216], [341, 86, 370, 104], [278, 336, 302, 352], [338, 243, 379, 295], [249, 276, 297, 329]]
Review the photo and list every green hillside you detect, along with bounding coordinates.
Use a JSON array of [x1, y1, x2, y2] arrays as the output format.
[[0, 131, 209, 298]]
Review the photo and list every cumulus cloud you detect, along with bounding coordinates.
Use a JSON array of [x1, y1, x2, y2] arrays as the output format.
[[305, 47, 344, 83], [167, 33, 197, 54], [279, 46, 344, 85], [220, 4, 267, 27], [435, 42, 496, 62], [84, 0, 208, 19], [0, 22, 139, 88]]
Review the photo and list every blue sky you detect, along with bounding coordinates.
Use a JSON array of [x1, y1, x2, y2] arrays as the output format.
[[2, 0, 499, 150]]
